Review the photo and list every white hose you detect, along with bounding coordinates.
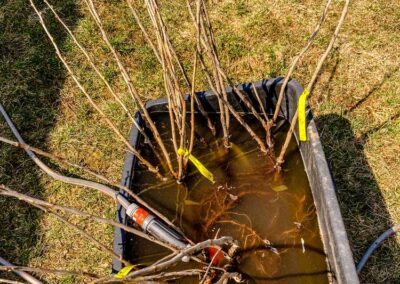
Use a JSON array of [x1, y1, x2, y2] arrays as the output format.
[[0, 103, 187, 249], [0, 103, 130, 209]]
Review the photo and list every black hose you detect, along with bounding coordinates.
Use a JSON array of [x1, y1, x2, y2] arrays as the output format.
[[356, 224, 400, 273]]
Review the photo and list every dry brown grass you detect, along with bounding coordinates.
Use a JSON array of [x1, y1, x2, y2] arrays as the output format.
[[0, 0, 399, 282]]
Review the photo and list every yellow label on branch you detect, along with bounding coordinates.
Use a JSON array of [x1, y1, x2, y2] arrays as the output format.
[[177, 148, 215, 183], [298, 88, 310, 142], [114, 264, 136, 279]]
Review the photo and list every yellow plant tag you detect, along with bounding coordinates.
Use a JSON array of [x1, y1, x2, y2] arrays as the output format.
[[177, 148, 215, 183], [298, 88, 310, 141], [114, 264, 136, 279]]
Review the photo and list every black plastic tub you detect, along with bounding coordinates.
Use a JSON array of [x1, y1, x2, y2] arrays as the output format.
[[113, 78, 359, 283]]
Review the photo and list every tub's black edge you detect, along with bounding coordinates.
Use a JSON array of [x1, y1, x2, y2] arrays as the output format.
[[112, 78, 359, 284], [302, 120, 359, 284], [112, 112, 141, 273]]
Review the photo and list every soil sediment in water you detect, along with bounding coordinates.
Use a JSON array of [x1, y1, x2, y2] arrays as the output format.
[[124, 112, 329, 283]]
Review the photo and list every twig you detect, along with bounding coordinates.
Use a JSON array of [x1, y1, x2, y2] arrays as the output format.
[[194, 0, 230, 146], [126, 0, 162, 63], [43, 0, 131, 121], [192, 0, 273, 153], [276, 0, 350, 168], [187, 0, 227, 144], [120, 237, 233, 281], [0, 103, 133, 208], [0, 135, 184, 235], [144, 0, 189, 180], [198, 54, 269, 154], [43, 0, 166, 167], [0, 266, 100, 279], [217, 65, 270, 132], [252, 84, 269, 123], [32, 203, 131, 267], [272, 0, 333, 123], [131, 0, 215, 136], [0, 257, 42, 284], [215, 272, 241, 284], [252, 84, 273, 148], [198, 0, 270, 133], [29, 0, 163, 179], [0, 185, 177, 252], [0, 135, 111, 186], [0, 279, 24, 284], [84, 0, 176, 179], [188, 52, 198, 154], [148, 0, 190, 180], [129, 269, 204, 282]]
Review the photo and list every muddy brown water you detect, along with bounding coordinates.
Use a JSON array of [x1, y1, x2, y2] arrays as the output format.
[[125, 112, 329, 283]]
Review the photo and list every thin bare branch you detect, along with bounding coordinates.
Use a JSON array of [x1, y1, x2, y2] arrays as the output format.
[[272, 0, 333, 123], [0, 278, 25, 284], [124, 237, 232, 281], [131, 0, 215, 136], [126, 0, 162, 63], [144, 0, 190, 180], [217, 66, 269, 132], [0, 135, 183, 235], [0, 185, 177, 252], [43, 0, 166, 167], [252, 84, 273, 148], [188, 52, 198, 154], [198, 54, 269, 154], [0, 102, 136, 209], [192, 0, 272, 152], [0, 266, 100, 279], [84, 0, 176, 178], [276, 0, 350, 168], [29, 0, 163, 179], [123, 270, 204, 283], [0, 257, 43, 284], [194, 0, 230, 146], [94, 235, 232, 283], [43, 0, 133, 121], [33, 203, 131, 267], [252, 84, 269, 123]]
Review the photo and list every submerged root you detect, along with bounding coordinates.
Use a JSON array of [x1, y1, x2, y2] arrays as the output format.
[[201, 187, 270, 233], [196, 184, 274, 267], [215, 219, 268, 250]]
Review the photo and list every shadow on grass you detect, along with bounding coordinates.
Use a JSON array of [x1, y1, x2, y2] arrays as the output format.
[[344, 65, 400, 115], [0, 0, 80, 280], [315, 114, 399, 283]]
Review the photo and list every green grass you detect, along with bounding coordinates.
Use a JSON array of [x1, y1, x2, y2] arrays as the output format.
[[0, 0, 399, 283]]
